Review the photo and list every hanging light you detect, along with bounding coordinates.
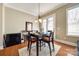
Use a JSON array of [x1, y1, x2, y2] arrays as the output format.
[[39, 18, 42, 23], [38, 3, 42, 23], [35, 3, 42, 23], [35, 18, 42, 23], [35, 20, 38, 23]]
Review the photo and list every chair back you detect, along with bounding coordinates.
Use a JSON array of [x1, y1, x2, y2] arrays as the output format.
[[29, 31, 39, 40], [43, 31, 54, 41]]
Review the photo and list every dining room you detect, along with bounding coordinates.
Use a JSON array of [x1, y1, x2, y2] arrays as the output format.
[[0, 3, 78, 56]]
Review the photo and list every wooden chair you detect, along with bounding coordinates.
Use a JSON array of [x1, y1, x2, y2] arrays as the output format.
[[40, 31, 55, 56], [23, 31, 39, 56]]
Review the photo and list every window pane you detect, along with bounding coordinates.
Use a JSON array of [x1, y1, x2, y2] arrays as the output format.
[[67, 6, 79, 36], [42, 19, 47, 32], [48, 17, 54, 31]]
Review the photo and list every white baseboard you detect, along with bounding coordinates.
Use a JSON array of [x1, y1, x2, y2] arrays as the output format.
[[0, 46, 3, 50], [55, 39, 77, 47]]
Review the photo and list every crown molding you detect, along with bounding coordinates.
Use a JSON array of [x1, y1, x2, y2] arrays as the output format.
[[3, 4, 37, 16]]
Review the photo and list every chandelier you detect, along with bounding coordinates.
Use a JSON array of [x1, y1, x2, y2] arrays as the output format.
[[35, 3, 42, 23]]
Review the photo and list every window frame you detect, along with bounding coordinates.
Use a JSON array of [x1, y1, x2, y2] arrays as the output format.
[[66, 4, 79, 37], [42, 19, 47, 32], [47, 16, 54, 31], [42, 14, 56, 32]]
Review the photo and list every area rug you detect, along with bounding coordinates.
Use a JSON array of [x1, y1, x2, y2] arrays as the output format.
[[18, 43, 61, 56]]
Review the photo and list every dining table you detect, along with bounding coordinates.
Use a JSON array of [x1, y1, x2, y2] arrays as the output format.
[[28, 33, 42, 56]]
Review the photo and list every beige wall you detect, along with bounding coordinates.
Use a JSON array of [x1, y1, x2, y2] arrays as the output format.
[[41, 3, 79, 44], [5, 7, 39, 34], [0, 4, 2, 35], [0, 3, 3, 48]]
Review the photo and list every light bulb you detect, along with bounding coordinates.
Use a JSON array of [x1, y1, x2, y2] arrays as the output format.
[[39, 19, 42, 23], [35, 20, 38, 23]]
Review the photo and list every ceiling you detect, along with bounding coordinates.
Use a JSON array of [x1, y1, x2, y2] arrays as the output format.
[[4, 3, 67, 16]]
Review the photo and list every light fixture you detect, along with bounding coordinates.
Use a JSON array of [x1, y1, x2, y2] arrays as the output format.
[[38, 3, 42, 23], [35, 20, 38, 23], [34, 3, 42, 32], [39, 18, 42, 23], [35, 3, 42, 23], [35, 19, 42, 23]]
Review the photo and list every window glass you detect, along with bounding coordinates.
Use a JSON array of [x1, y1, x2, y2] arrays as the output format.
[[67, 6, 79, 36]]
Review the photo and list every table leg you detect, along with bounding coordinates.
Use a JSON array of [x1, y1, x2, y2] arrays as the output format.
[[36, 40, 39, 56], [36, 36, 39, 56]]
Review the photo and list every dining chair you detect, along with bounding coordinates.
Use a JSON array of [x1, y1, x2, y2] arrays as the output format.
[[21, 31, 32, 55], [40, 31, 55, 56], [24, 31, 39, 56]]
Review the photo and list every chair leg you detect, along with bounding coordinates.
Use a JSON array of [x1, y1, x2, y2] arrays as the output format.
[[40, 40, 41, 51], [52, 40, 55, 51], [44, 42, 46, 47], [29, 41, 32, 56], [53, 43, 55, 51], [48, 43, 52, 56], [27, 40, 29, 50]]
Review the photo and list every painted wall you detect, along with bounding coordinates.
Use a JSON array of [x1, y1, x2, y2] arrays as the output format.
[[0, 3, 3, 49], [41, 3, 79, 44], [5, 7, 39, 34]]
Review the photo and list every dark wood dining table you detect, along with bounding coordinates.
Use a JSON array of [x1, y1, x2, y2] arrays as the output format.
[[28, 33, 41, 56], [29, 33, 52, 56]]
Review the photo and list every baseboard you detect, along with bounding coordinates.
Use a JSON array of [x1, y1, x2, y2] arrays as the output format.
[[55, 39, 77, 47], [0, 46, 3, 50]]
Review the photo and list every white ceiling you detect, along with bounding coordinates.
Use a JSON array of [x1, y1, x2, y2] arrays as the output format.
[[4, 3, 67, 16]]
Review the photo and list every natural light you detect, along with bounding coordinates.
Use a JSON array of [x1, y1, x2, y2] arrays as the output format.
[[67, 6, 79, 36]]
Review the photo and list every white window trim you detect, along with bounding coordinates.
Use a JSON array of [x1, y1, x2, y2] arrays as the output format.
[[41, 13, 56, 32], [66, 4, 79, 37]]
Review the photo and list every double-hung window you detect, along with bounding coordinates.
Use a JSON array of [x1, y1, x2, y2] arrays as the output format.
[[42, 19, 47, 32], [42, 16, 54, 32], [67, 5, 79, 36], [47, 17, 54, 31]]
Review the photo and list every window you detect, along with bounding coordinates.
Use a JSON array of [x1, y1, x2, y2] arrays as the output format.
[[42, 19, 47, 32], [67, 5, 79, 36], [47, 17, 54, 31], [42, 16, 54, 32]]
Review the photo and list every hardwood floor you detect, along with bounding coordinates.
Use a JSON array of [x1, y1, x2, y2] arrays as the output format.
[[55, 41, 76, 56], [0, 40, 76, 56]]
